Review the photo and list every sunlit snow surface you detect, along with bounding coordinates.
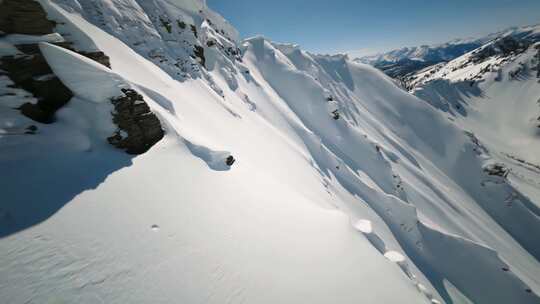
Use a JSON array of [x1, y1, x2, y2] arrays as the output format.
[[0, 1, 539, 304]]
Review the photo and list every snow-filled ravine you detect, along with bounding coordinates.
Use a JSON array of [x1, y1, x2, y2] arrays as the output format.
[[1, 1, 539, 304]]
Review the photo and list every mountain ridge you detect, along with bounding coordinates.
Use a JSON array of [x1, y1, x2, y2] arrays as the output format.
[[356, 23, 540, 78]]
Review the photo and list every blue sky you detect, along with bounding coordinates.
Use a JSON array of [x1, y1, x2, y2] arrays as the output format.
[[207, 0, 540, 57]]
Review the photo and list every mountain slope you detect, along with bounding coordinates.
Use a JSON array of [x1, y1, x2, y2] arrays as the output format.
[[409, 28, 540, 212], [1, 1, 539, 304]]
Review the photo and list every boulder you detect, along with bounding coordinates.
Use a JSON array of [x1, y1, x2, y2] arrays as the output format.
[[108, 89, 164, 154], [483, 163, 509, 178], [225, 155, 236, 166]]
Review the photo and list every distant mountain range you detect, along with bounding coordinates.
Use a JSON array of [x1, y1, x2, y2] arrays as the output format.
[[356, 24, 540, 78]]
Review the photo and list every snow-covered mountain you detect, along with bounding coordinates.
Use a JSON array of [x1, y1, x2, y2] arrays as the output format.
[[357, 41, 483, 77], [402, 25, 540, 91], [1, 1, 539, 304], [357, 24, 540, 78]]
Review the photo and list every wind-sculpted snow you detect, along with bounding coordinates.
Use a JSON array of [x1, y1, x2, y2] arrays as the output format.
[[39, 42, 128, 103], [1, 1, 539, 303]]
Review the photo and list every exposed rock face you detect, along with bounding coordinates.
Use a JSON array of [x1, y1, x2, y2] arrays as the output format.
[[0, 0, 55, 35], [78, 50, 111, 68], [332, 109, 340, 120], [1, 42, 76, 122], [0, 0, 110, 123], [193, 45, 206, 67], [471, 37, 529, 64], [225, 155, 235, 166], [535, 45, 540, 78], [1, 43, 111, 123], [1, 0, 163, 154], [484, 163, 510, 178], [108, 89, 165, 154]]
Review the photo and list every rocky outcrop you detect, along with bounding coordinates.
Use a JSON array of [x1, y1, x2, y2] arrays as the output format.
[[0, 0, 111, 123], [535, 44, 540, 78], [1, 43, 111, 123], [0, 44, 74, 123], [470, 36, 529, 64], [0, 0, 55, 35], [108, 89, 164, 154], [79, 50, 111, 68], [193, 45, 206, 67], [483, 163, 510, 178], [1, 0, 163, 154], [332, 109, 340, 120], [225, 155, 235, 166]]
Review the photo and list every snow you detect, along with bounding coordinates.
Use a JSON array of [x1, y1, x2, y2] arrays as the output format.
[[353, 219, 373, 233], [1, 0, 539, 304], [1, 33, 65, 44], [384, 250, 406, 262], [36, 0, 102, 52], [357, 23, 540, 65], [39, 42, 128, 103], [0, 33, 64, 57]]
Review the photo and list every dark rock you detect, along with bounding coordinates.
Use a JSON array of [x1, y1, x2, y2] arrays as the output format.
[[18, 103, 53, 123], [190, 24, 198, 38], [24, 125, 38, 134], [0, 0, 110, 123], [159, 17, 172, 33], [225, 155, 236, 166], [79, 51, 111, 68], [332, 109, 340, 120], [0, 0, 56, 35], [1, 52, 74, 123], [26, 125, 37, 132], [471, 36, 529, 64], [193, 45, 205, 67], [177, 20, 186, 30], [535, 48, 540, 78], [14, 43, 110, 68], [1, 0, 158, 154], [108, 88, 164, 154], [483, 163, 509, 178]]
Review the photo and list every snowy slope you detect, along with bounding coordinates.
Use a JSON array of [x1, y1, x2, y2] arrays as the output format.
[[410, 33, 540, 218], [1, 1, 539, 304]]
